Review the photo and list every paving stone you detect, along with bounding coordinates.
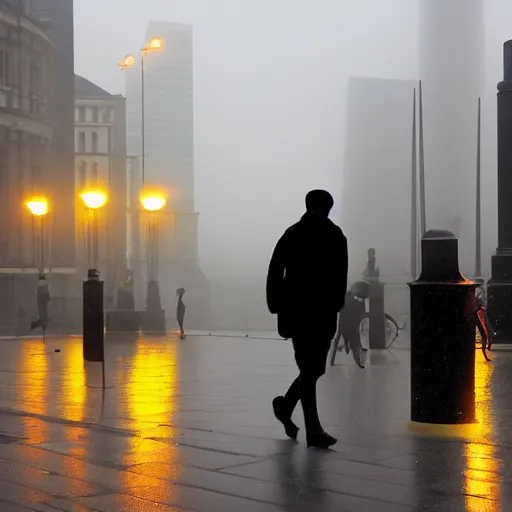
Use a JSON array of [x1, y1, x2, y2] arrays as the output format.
[[47, 498, 125, 512], [127, 462, 414, 511], [77, 494, 183, 512], [0, 336, 509, 512]]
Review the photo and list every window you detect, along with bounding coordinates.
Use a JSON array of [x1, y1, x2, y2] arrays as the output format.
[[91, 107, 98, 123], [29, 62, 40, 93], [77, 131, 86, 153], [91, 132, 98, 153], [103, 107, 113, 123], [78, 107, 86, 122], [78, 161, 86, 189], [0, 51, 9, 86], [92, 163, 98, 184]]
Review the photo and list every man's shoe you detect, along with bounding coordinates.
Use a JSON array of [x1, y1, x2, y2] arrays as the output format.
[[307, 431, 338, 449], [272, 396, 299, 440]]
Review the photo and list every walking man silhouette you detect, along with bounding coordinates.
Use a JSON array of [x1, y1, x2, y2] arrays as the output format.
[[266, 190, 348, 448]]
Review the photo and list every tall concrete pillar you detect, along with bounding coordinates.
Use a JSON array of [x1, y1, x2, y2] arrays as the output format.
[[488, 41, 512, 342], [419, 0, 484, 273]]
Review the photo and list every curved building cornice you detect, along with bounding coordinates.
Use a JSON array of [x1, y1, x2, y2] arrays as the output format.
[[0, 7, 54, 47]]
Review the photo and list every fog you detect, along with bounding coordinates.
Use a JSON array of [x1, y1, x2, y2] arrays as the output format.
[[72, 0, 512, 329]]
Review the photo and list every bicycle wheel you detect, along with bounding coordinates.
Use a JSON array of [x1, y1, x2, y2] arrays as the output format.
[[384, 314, 399, 348], [359, 313, 399, 349]]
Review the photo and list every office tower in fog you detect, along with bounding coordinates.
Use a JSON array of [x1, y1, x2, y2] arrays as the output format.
[[126, 22, 193, 211], [420, 0, 484, 273], [342, 77, 415, 281], [126, 21, 210, 328]]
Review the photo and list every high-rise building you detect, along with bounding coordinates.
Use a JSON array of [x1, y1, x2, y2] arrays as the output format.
[[127, 21, 194, 210], [342, 77, 416, 283], [74, 75, 127, 308], [419, 0, 484, 273], [126, 21, 210, 328]]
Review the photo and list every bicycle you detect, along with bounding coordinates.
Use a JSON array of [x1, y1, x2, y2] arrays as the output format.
[[475, 283, 493, 361], [475, 305, 491, 361]]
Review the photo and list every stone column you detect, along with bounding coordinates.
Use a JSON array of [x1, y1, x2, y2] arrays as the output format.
[[488, 41, 512, 341]]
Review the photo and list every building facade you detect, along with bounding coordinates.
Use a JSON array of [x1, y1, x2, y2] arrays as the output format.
[[126, 21, 210, 328], [0, 0, 54, 268], [0, 0, 77, 335], [74, 75, 127, 308]]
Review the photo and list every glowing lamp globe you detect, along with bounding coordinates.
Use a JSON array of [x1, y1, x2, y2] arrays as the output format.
[[26, 198, 48, 216], [141, 195, 166, 212], [80, 190, 108, 210]]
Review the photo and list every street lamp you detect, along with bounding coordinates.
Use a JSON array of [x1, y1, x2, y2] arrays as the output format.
[[80, 189, 108, 271], [26, 197, 50, 336], [118, 36, 164, 184], [26, 197, 49, 274], [80, 188, 108, 366], [141, 191, 167, 333]]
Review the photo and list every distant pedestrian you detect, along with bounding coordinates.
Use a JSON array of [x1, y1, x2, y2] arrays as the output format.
[[177, 288, 186, 339], [331, 280, 371, 368], [266, 190, 348, 449], [30, 275, 50, 333]]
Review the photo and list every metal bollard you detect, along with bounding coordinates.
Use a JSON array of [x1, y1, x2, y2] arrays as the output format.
[[369, 281, 386, 349], [83, 269, 105, 363], [408, 230, 477, 424]]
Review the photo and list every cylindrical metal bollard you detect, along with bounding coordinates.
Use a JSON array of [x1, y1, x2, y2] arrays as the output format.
[[408, 230, 477, 424], [83, 269, 105, 362], [369, 281, 386, 349]]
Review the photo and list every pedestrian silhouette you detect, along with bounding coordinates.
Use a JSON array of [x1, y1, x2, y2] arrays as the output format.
[[30, 274, 50, 338], [266, 190, 348, 449], [177, 288, 186, 339]]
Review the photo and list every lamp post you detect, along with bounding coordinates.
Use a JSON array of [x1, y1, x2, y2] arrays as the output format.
[[80, 189, 108, 365], [141, 191, 167, 333], [26, 198, 48, 274], [118, 36, 164, 184], [26, 198, 50, 336]]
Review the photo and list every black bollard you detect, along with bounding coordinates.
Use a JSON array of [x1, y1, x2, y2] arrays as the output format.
[[83, 269, 105, 363], [408, 230, 477, 424], [369, 281, 386, 349]]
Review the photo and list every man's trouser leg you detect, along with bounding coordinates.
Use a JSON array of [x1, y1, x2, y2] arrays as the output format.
[[282, 376, 301, 416], [293, 337, 330, 435]]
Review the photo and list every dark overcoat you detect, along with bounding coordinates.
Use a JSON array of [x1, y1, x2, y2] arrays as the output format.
[[266, 213, 348, 340]]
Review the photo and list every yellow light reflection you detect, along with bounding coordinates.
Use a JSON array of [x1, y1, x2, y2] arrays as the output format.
[[60, 341, 86, 426], [464, 352, 500, 511], [124, 340, 180, 469], [17, 340, 48, 442]]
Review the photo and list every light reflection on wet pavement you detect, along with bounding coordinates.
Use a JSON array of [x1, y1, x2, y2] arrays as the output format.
[[0, 334, 509, 511]]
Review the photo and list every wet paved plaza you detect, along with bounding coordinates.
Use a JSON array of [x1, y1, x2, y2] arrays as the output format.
[[0, 333, 510, 511]]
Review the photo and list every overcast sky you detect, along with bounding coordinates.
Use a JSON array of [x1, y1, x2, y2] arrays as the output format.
[[73, 0, 511, 280]]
